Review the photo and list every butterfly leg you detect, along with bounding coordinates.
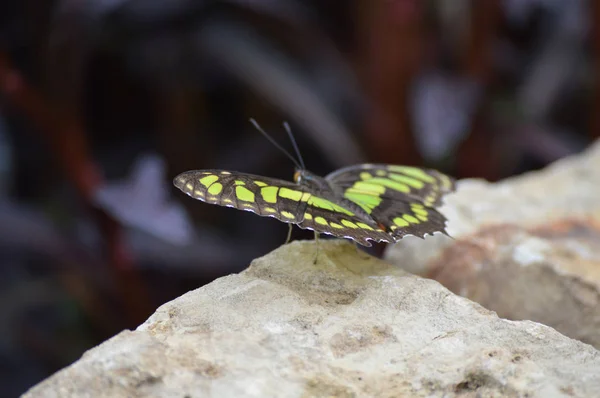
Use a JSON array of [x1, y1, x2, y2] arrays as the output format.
[[285, 223, 293, 244], [313, 231, 320, 264]]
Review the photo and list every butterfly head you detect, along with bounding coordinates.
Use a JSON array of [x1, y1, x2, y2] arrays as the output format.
[[293, 169, 302, 183], [293, 168, 313, 184], [294, 169, 328, 190]]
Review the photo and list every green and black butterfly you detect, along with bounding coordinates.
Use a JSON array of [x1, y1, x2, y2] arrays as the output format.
[[173, 121, 455, 247]]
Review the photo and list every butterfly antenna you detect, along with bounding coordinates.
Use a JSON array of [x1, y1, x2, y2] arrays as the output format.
[[283, 121, 306, 170], [249, 118, 301, 169]]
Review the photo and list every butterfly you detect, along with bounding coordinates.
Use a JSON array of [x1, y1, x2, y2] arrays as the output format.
[[173, 121, 455, 247]]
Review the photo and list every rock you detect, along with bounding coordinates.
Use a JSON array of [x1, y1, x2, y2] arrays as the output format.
[[24, 241, 600, 397], [385, 139, 600, 348]]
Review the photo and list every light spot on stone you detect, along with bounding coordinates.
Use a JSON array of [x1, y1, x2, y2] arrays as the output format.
[[513, 238, 550, 266]]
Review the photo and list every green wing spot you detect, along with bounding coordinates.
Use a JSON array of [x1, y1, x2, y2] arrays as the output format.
[[352, 181, 386, 194], [315, 216, 328, 226], [344, 191, 382, 213], [341, 219, 359, 229], [304, 213, 313, 220], [367, 177, 410, 193], [281, 211, 295, 219], [264, 207, 276, 213], [207, 183, 223, 195], [356, 222, 374, 230], [360, 172, 372, 180], [279, 187, 303, 201], [234, 180, 245, 186], [255, 181, 267, 187], [261, 186, 278, 203], [389, 174, 425, 189], [440, 175, 453, 190], [388, 166, 436, 183], [199, 175, 219, 187], [330, 222, 344, 229], [375, 170, 386, 176], [424, 195, 436, 206], [403, 214, 420, 224], [411, 207, 428, 216], [393, 217, 410, 227], [308, 197, 354, 216], [236, 186, 255, 202]]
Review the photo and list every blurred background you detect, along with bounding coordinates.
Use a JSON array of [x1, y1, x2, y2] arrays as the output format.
[[0, 0, 598, 395]]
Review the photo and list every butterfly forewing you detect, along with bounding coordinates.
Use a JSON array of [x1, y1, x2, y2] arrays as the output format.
[[174, 170, 310, 224], [347, 192, 450, 239]]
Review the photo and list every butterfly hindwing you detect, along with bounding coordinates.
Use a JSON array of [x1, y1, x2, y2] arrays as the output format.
[[326, 164, 455, 207], [174, 170, 310, 224], [296, 196, 393, 247], [348, 192, 450, 239], [325, 164, 455, 239]]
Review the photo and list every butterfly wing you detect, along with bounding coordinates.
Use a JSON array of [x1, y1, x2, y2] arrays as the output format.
[[325, 164, 456, 239], [295, 195, 393, 246], [174, 169, 393, 246], [174, 170, 310, 224], [326, 164, 455, 207]]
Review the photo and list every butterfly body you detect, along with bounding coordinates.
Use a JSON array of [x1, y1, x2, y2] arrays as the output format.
[[174, 164, 455, 246]]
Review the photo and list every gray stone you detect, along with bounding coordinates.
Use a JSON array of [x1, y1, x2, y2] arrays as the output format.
[[24, 240, 600, 397], [385, 140, 600, 349]]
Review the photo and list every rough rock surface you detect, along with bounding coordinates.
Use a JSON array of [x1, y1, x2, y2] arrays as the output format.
[[385, 140, 600, 348], [24, 241, 600, 397]]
